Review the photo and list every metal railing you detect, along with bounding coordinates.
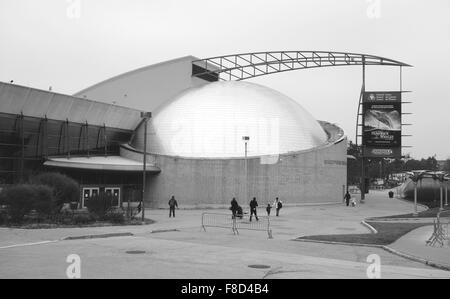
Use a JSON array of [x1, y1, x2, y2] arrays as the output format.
[[201, 212, 273, 239]]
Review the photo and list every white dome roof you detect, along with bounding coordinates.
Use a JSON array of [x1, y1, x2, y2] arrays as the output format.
[[147, 81, 327, 158]]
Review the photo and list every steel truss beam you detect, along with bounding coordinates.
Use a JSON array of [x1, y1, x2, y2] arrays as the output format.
[[192, 51, 411, 81]]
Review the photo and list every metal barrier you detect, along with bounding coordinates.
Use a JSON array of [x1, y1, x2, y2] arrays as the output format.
[[201, 212, 235, 234], [441, 210, 450, 246], [426, 211, 450, 247], [201, 212, 273, 239], [234, 215, 273, 239]]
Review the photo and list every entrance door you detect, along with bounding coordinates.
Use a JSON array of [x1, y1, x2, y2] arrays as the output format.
[[82, 187, 99, 208], [105, 187, 121, 207]]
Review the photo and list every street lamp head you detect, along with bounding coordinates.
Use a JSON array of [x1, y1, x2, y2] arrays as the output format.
[[242, 136, 250, 141]]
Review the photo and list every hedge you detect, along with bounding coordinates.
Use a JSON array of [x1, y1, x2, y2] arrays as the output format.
[[0, 184, 53, 222]]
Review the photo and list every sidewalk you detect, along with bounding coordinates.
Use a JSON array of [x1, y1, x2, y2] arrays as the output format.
[[0, 190, 426, 247], [1, 191, 449, 278], [0, 191, 423, 248], [388, 225, 450, 269]]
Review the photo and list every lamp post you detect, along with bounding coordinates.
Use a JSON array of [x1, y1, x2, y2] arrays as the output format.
[[243, 136, 250, 204], [413, 181, 418, 216], [360, 57, 366, 203], [445, 178, 448, 206], [445, 174, 449, 206], [436, 173, 445, 211], [408, 171, 422, 217], [379, 159, 383, 182], [141, 112, 152, 222], [360, 146, 365, 202]]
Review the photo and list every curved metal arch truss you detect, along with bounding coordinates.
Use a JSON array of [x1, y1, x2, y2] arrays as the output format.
[[192, 51, 411, 81]]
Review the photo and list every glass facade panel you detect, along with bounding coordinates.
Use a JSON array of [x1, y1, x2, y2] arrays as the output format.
[[0, 112, 133, 184]]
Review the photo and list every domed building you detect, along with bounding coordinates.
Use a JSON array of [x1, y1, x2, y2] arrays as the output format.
[[105, 57, 347, 207], [0, 55, 348, 208], [142, 81, 328, 158]]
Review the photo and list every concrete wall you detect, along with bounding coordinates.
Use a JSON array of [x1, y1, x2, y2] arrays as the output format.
[[121, 137, 347, 209], [74, 56, 209, 112]]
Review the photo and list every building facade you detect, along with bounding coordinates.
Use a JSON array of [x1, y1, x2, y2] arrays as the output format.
[[0, 55, 347, 208]]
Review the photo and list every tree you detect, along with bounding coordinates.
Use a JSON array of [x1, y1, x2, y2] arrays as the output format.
[[422, 156, 438, 171], [442, 159, 450, 171]]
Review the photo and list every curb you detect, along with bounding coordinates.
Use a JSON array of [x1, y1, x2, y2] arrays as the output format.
[[366, 218, 436, 224], [293, 238, 450, 272], [361, 221, 378, 234], [150, 229, 179, 234], [382, 245, 450, 272], [293, 238, 383, 248], [63, 232, 134, 241]]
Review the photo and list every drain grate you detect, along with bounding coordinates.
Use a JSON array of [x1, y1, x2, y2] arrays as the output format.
[[126, 250, 146, 254], [248, 264, 271, 269]]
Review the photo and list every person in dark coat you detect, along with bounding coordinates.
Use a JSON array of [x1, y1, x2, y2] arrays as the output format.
[[249, 197, 259, 222], [230, 197, 239, 219], [266, 203, 272, 216], [344, 191, 351, 207], [168, 195, 178, 218]]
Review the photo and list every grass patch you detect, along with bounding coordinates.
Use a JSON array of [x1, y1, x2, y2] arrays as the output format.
[[370, 206, 450, 220], [297, 222, 430, 246]]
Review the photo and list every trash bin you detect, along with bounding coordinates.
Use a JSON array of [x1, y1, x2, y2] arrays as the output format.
[[388, 191, 394, 198]]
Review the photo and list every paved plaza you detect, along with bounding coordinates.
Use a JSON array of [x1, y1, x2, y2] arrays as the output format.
[[0, 191, 449, 279]]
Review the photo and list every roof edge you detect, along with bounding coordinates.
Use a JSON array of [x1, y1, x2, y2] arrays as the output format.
[[74, 55, 199, 97]]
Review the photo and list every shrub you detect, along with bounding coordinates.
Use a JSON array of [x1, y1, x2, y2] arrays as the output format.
[[0, 185, 35, 222], [30, 172, 79, 210], [85, 193, 118, 218], [104, 210, 125, 224], [31, 185, 55, 215], [0, 184, 57, 223], [73, 213, 95, 225], [0, 210, 7, 225]]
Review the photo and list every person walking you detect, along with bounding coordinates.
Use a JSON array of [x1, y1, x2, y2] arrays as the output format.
[[249, 197, 259, 222], [266, 203, 272, 216], [168, 195, 178, 218], [273, 197, 282, 216], [344, 191, 351, 207], [230, 197, 239, 219]]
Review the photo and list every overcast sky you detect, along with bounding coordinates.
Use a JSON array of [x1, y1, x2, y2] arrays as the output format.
[[1, 0, 449, 160]]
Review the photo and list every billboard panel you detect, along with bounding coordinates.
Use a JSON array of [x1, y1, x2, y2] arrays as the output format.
[[362, 91, 402, 158]]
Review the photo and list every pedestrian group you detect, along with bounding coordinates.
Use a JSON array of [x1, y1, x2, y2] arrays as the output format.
[[230, 196, 283, 221], [165, 195, 284, 220]]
